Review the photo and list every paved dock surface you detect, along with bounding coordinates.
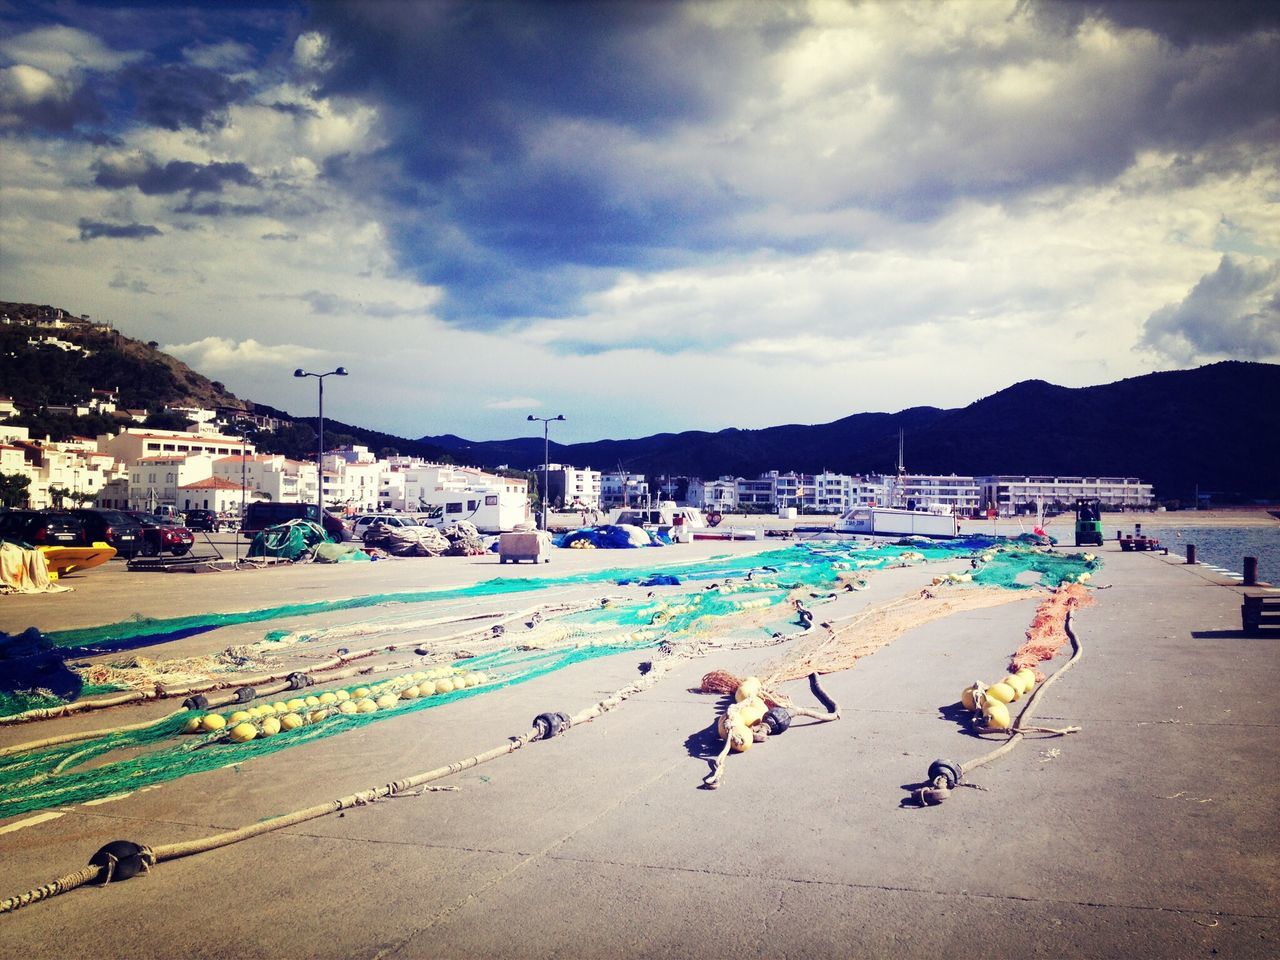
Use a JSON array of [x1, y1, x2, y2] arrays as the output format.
[[1, 539, 1277, 959]]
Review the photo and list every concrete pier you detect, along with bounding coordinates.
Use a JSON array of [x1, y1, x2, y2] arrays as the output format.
[[1, 536, 1276, 958]]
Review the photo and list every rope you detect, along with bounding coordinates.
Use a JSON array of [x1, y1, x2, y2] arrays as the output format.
[[959, 609, 1085, 779], [0, 637, 702, 915]]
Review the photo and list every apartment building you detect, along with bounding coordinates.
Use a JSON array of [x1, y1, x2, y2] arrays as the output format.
[[97, 426, 254, 463], [979, 476, 1155, 514], [540, 463, 602, 511], [897, 475, 984, 516], [600, 472, 649, 509]]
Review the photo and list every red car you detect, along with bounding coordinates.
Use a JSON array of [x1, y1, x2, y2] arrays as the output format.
[[127, 512, 196, 557]]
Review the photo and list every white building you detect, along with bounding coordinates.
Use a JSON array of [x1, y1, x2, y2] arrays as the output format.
[[600, 472, 649, 509], [178, 476, 248, 514], [687, 477, 738, 512], [979, 476, 1155, 515], [320, 453, 382, 514], [540, 463, 602, 511], [97, 427, 254, 463], [10, 441, 124, 509], [897, 475, 984, 516], [128, 454, 215, 510], [211, 454, 312, 506]]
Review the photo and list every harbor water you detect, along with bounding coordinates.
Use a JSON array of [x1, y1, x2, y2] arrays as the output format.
[[1127, 523, 1280, 585]]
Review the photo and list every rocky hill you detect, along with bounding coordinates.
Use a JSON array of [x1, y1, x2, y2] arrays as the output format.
[[0, 302, 244, 413]]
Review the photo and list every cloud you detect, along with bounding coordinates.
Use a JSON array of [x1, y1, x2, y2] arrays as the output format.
[[263, 289, 436, 319], [0, 25, 139, 77], [483, 397, 541, 411], [182, 40, 254, 71], [108, 272, 153, 294], [292, 32, 331, 73], [301, 0, 1280, 330], [78, 219, 161, 241], [0, 63, 101, 130], [1140, 255, 1280, 363], [119, 61, 249, 130], [162, 337, 328, 371], [93, 155, 259, 195]]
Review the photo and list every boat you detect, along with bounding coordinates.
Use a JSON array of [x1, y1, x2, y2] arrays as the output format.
[[833, 504, 959, 539], [38, 544, 117, 578], [611, 503, 706, 532]]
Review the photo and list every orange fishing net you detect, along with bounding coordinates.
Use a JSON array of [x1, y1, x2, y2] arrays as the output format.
[[1009, 582, 1094, 675]]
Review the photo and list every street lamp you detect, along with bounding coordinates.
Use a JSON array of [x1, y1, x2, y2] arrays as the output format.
[[294, 367, 348, 518], [527, 413, 565, 530]]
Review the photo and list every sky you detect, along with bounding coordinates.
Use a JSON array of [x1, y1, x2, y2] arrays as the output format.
[[1, 0, 1277, 445]]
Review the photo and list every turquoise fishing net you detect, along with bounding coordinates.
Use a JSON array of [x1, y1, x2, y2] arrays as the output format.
[[1, 537, 1102, 816]]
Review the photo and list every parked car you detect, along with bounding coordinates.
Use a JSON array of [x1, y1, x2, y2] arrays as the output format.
[[127, 512, 195, 557], [68, 508, 144, 559], [351, 514, 421, 541], [184, 509, 222, 532], [0, 510, 83, 547], [240, 502, 350, 541]]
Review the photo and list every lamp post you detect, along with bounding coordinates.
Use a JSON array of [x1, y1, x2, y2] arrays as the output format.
[[527, 413, 564, 530], [294, 367, 348, 518]]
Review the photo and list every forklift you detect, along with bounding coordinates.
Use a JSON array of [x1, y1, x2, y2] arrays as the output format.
[[1074, 498, 1104, 547]]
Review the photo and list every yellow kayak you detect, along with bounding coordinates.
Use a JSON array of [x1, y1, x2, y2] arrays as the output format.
[[38, 543, 117, 578]]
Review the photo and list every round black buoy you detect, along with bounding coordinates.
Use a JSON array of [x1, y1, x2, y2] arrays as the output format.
[[89, 841, 152, 883], [927, 759, 963, 789]]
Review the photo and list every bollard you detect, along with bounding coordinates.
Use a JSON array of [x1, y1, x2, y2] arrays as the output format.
[[1243, 556, 1258, 586], [1186, 544, 1197, 565], [1117, 530, 1123, 541]]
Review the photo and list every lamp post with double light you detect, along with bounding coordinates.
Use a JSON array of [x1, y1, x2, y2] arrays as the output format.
[[294, 367, 348, 519], [527, 413, 564, 530]]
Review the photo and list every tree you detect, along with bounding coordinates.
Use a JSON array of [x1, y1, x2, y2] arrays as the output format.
[[47, 485, 70, 508], [143, 410, 194, 431], [0, 472, 30, 508]]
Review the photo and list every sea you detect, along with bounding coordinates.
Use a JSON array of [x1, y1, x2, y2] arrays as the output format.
[[1124, 522, 1280, 585]]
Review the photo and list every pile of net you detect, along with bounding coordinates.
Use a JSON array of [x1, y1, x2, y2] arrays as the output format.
[[312, 542, 371, 563], [247, 520, 330, 561], [1009, 581, 1094, 673], [0, 542, 67, 594], [369, 525, 451, 557], [557, 524, 661, 549]]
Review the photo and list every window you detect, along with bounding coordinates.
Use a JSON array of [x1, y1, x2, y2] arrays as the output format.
[[446, 502, 463, 514], [467, 500, 478, 511], [485, 495, 498, 506]]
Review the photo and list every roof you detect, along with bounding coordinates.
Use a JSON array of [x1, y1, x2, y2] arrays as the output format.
[[214, 454, 277, 464], [179, 476, 243, 490]]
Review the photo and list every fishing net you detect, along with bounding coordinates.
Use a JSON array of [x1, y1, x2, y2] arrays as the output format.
[[1009, 582, 1095, 674], [246, 520, 329, 561], [1, 537, 1104, 813], [760, 587, 1029, 684], [0, 640, 643, 820]]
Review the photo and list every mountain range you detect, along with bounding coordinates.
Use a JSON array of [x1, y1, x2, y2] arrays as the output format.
[[3, 301, 1275, 500], [422, 362, 1280, 500]]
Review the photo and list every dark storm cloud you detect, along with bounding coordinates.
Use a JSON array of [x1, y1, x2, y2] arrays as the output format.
[[174, 199, 267, 217], [305, 0, 797, 321], [93, 157, 258, 195], [299, 0, 1280, 329], [120, 61, 249, 130], [77, 219, 161, 240], [1040, 0, 1280, 45], [1141, 256, 1280, 362], [0, 80, 102, 132]]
